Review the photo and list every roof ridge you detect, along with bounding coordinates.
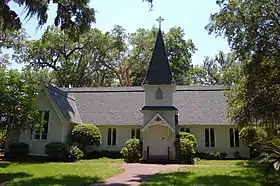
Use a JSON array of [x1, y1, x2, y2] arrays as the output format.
[[60, 85, 229, 93]]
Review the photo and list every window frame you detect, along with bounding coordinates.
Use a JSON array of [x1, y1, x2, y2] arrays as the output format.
[[107, 128, 117, 146], [235, 129, 240, 147], [131, 128, 141, 139], [175, 114, 179, 125], [32, 110, 50, 141], [205, 128, 215, 147], [229, 128, 234, 147], [229, 128, 240, 148], [205, 129, 210, 147], [180, 128, 190, 133], [155, 87, 163, 100]]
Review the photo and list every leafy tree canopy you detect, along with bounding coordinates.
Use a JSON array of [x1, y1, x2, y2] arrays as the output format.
[[15, 25, 196, 87], [1, 0, 153, 34], [206, 0, 280, 60], [191, 51, 241, 86], [1, 0, 95, 35], [207, 0, 280, 128]]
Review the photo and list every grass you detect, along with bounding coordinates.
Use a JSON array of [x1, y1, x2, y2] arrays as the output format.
[[141, 166, 267, 186], [78, 157, 125, 163], [0, 162, 123, 186], [195, 159, 251, 165]]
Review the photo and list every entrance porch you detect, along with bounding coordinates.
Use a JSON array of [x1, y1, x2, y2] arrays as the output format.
[[141, 114, 176, 161]]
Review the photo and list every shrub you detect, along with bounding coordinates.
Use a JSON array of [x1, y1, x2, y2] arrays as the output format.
[[45, 142, 84, 162], [65, 145, 84, 162], [179, 132, 197, 144], [196, 152, 207, 159], [71, 124, 102, 152], [196, 152, 226, 160], [220, 152, 227, 160], [178, 132, 197, 164], [120, 138, 142, 163], [239, 126, 267, 146], [209, 152, 220, 160], [234, 151, 240, 159], [8, 142, 29, 160], [45, 142, 67, 161]]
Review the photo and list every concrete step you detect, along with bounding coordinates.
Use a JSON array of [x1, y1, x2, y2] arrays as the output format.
[[145, 155, 177, 164]]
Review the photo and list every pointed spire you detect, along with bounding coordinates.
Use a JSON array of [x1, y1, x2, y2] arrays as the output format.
[[143, 18, 174, 85]]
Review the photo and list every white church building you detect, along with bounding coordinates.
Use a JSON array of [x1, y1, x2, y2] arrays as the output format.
[[18, 27, 250, 160]]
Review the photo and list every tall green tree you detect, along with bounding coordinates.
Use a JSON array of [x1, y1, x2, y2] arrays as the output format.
[[16, 26, 128, 87], [191, 51, 241, 86], [0, 66, 50, 150], [1, 0, 95, 35], [206, 0, 279, 60], [128, 26, 196, 85], [0, 21, 27, 66], [207, 0, 280, 136], [17, 25, 196, 87], [1, 0, 153, 32]]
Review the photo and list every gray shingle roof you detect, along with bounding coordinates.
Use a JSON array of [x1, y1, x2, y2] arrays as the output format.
[[53, 85, 230, 125], [46, 84, 82, 123], [143, 29, 174, 85]]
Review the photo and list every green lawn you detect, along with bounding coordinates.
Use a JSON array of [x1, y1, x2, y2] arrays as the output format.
[[195, 159, 251, 165], [0, 162, 122, 186], [78, 157, 124, 163], [141, 166, 266, 186]]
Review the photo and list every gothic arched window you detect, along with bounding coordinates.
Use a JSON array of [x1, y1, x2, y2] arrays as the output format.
[[235, 129, 240, 147], [155, 88, 163, 100], [136, 129, 141, 139], [229, 128, 234, 147], [131, 129, 135, 138]]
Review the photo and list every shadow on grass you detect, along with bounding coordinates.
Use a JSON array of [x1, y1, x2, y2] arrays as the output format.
[[94, 174, 152, 186], [0, 173, 103, 186], [0, 162, 11, 168], [0, 172, 32, 184], [140, 168, 269, 186]]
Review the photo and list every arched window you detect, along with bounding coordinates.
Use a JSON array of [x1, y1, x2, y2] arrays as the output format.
[[210, 128, 215, 147], [136, 129, 141, 139], [180, 128, 185, 132], [229, 128, 240, 148], [107, 128, 112, 146], [205, 129, 209, 147], [131, 129, 135, 138], [235, 129, 240, 147], [229, 128, 234, 147], [112, 129, 116, 146], [155, 88, 163, 100]]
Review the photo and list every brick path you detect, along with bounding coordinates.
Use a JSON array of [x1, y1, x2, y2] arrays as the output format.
[[92, 163, 185, 186]]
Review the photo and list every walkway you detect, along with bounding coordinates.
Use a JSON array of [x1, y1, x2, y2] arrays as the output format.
[[92, 163, 185, 186]]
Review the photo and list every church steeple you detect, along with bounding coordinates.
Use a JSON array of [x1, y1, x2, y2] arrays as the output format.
[[143, 17, 174, 85]]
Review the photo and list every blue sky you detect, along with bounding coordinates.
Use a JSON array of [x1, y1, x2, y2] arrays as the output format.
[[9, 0, 230, 69]]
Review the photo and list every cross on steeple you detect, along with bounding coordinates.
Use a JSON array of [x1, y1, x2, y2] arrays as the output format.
[[156, 16, 164, 29]]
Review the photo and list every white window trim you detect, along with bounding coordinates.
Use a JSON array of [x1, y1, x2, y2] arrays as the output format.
[[107, 128, 117, 147], [155, 87, 163, 100], [31, 111, 50, 141], [141, 113, 175, 133], [230, 128, 240, 148], [205, 128, 215, 148], [130, 128, 141, 139]]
